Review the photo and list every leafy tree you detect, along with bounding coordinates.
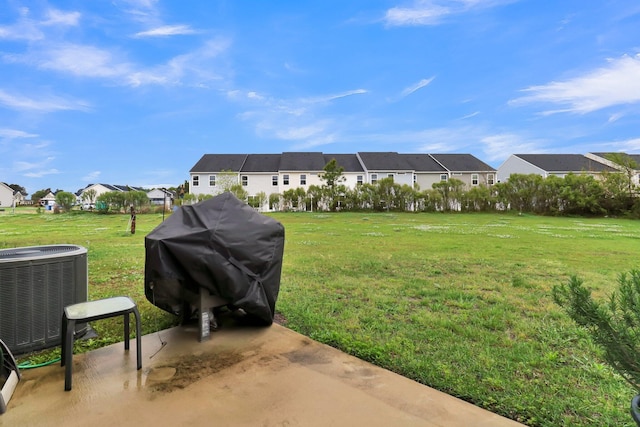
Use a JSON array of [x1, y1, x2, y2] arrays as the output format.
[[182, 193, 197, 205], [31, 188, 51, 204], [269, 193, 281, 211], [319, 158, 345, 187], [461, 185, 495, 212], [553, 270, 640, 391], [55, 191, 75, 212], [432, 178, 465, 212], [282, 187, 306, 211], [96, 191, 126, 213], [228, 184, 248, 202], [282, 188, 297, 211], [417, 189, 442, 212], [82, 189, 97, 205], [248, 191, 267, 210], [606, 153, 639, 209], [496, 174, 545, 213], [305, 185, 323, 212], [558, 173, 605, 216], [319, 159, 345, 211], [216, 170, 239, 194], [600, 171, 630, 215], [124, 190, 149, 210], [7, 184, 27, 196], [197, 194, 213, 202]]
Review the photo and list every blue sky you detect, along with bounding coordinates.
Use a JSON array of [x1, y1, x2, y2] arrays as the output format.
[[1, 0, 639, 195]]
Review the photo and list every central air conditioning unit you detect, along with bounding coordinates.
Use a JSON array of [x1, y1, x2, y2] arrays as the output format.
[[0, 245, 88, 355]]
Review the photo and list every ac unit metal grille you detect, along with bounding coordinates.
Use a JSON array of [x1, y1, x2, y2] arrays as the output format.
[[0, 245, 88, 355]]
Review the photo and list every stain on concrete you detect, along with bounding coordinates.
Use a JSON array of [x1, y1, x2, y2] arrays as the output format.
[[283, 347, 331, 365], [146, 351, 245, 395]]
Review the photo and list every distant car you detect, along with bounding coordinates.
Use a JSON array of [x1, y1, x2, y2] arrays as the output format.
[[81, 203, 95, 210]]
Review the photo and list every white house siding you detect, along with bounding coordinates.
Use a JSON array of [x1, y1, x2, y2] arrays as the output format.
[[243, 173, 275, 198], [190, 173, 240, 197], [278, 171, 324, 191], [342, 172, 363, 188], [497, 155, 545, 182], [147, 189, 173, 207], [586, 153, 640, 186], [0, 183, 13, 208], [415, 173, 446, 190], [78, 184, 120, 202], [448, 172, 495, 187]]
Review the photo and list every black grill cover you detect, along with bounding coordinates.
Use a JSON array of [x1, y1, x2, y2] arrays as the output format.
[[144, 192, 285, 325]]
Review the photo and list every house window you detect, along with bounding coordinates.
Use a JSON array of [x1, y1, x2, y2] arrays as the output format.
[[471, 174, 479, 186], [388, 173, 394, 179], [283, 174, 290, 185], [192, 176, 199, 187], [272, 175, 278, 186], [440, 174, 448, 182], [209, 175, 216, 186], [241, 175, 248, 186], [300, 174, 306, 185], [487, 174, 495, 185], [357, 175, 363, 185], [371, 174, 378, 184]]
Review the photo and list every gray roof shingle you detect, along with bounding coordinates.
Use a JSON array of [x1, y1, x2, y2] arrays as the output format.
[[430, 154, 496, 172], [357, 152, 412, 170], [280, 152, 326, 171], [516, 154, 616, 173], [590, 152, 640, 166], [399, 154, 447, 172], [324, 154, 364, 172], [189, 154, 248, 173], [242, 154, 282, 172]]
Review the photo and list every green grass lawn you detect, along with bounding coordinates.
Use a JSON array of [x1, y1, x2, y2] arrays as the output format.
[[1, 208, 639, 426]]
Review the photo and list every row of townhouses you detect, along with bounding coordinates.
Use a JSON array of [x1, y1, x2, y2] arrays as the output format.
[[3, 152, 637, 210], [188, 151, 639, 204], [189, 152, 496, 203]]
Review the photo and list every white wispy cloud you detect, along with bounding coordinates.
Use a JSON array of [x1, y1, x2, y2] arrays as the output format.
[[0, 129, 39, 139], [303, 89, 368, 104], [5, 37, 231, 88], [616, 137, 640, 151], [369, 126, 546, 163], [0, 7, 79, 40], [118, 0, 161, 25], [235, 88, 368, 146], [82, 171, 101, 182], [275, 123, 330, 140], [459, 111, 480, 120], [41, 9, 81, 26], [27, 43, 133, 78], [0, 89, 90, 112], [134, 24, 197, 37], [14, 155, 60, 178], [510, 53, 640, 114], [400, 77, 435, 97], [481, 133, 546, 162], [24, 168, 61, 178], [384, 0, 517, 27]]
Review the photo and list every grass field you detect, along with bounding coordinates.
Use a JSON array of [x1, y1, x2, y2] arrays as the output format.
[[1, 208, 639, 426]]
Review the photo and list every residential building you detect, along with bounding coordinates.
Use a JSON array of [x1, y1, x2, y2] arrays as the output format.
[[147, 188, 175, 207], [497, 154, 618, 183], [12, 190, 27, 206], [189, 152, 496, 210], [585, 152, 640, 186], [0, 182, 13, 208], [76, 183, 146, 205]]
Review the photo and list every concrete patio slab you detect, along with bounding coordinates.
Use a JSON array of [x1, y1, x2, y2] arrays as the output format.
[[2, 319, 525, 427]]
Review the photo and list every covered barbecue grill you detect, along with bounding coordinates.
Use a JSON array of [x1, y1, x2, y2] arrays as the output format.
[[144, 192, 285, 338]]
